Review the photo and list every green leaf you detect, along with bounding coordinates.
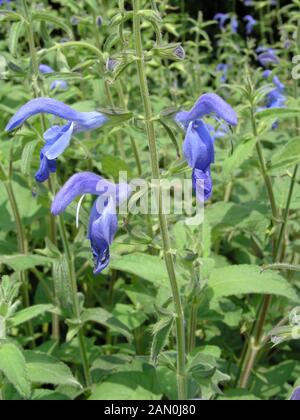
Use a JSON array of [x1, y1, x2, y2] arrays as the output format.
[[89, 360, 162, 400], [256, 108, 300, 122], [9, 305, 55, 328], [110, 253, 170, 286], [32, 12, 73, 38], [269, 137, 300, 172], [0, 255, 52, 272], [101, 155, 132, 181], [21, 140, 39, 176], [208, 265, 298, 301], [53, 256, 73, 317], [81, 307, 131, 340], [0, 341, 31, 399], [151, 316, 174, 365], [24, 351, 81, 388], [222, 137, 257, 180], [9, 21, 24, 57]]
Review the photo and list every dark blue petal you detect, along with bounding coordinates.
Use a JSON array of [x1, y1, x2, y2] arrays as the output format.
[[192, 168, 213, 202], [35, 154, 57, 183], [88, 199, 118, 275], [183, 121, 215, 171]]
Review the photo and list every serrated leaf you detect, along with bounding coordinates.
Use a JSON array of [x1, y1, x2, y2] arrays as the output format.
[[0, 255, 53, 272], [208, 265, 298, 302], [270, 137, 300, 172], [24, 351, 81, 388], [0, 341, 31, 399], [81, 308, 131, 340], [9, 305, 55, 328]]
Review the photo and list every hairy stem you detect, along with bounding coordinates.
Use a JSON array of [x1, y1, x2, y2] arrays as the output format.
[[132, 0, 187, 400]]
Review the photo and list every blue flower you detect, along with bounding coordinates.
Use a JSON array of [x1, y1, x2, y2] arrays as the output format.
[[244, 0, 253, 5], [6, 98, 109, 183], [216, 63, 228, 83], [259, 71, 286, 129], [0, 0, 11, 7], [214, 13, 238, 33], [39, 64, 68, 91], [51, 172, 131, 275], [174, 93, 238, 202], [244, 15, 257, 35], [290, 388, 300, 401], [257, 47, 279, 67]]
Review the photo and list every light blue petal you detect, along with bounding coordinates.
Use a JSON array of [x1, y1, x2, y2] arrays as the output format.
[[43, 122, 74, 160]]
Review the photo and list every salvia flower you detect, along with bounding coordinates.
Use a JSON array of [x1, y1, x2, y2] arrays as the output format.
[[216, 63, 228, 83], [51, 172, 131, 275], [244, 15, 257, 35], [39, 64, 68, 91], [0, 0, 11, 7], [174, 93, 238, 202], [6, 98, 109, 183], [214, 13, 238, 33], [257, 47, 279, 67], [260, 71, 286, 129], [244, 0, 253, 6], [214, 13, 230, 30], [290, 388, 300, 401]]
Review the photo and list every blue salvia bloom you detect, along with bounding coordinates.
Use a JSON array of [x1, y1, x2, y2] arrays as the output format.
[[244, 15, 257, 35], [6, 98, 109, 183], [290, 388, 300, 400], [174, 93, 238, 202], [214, 14, 238, 33], [0, 0, 11, 7], [39, 64, 68, 91], [244, 0, 253, 6], [216, 63, 228, 83], [262, 70, 286, 108], [257, 47, 279, 67], [214, 13, 230, 30], [51, 172, 131, 275]]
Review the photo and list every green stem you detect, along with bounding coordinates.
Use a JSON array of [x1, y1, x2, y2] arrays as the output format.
[[187, 302, 198, 354], [132, 0, 187, 400], [57, 212, 92, 388], [0, 162, 34, 343], [116, 80, 143, 176], [238, 108, 279, 388]]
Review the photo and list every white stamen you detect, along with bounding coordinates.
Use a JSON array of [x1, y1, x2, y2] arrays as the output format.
[[76, 194, 86, 229]]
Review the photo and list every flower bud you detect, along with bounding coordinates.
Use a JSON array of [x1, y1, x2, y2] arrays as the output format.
[[153, 43, 186, 61]]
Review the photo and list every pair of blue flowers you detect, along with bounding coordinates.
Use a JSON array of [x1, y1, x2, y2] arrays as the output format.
[[214, 13, 257, 35], [6, 98, 123, 274], [6, 93, 237, 273]]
